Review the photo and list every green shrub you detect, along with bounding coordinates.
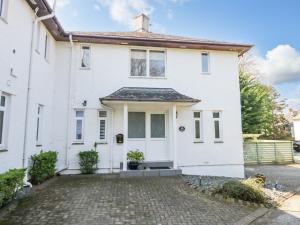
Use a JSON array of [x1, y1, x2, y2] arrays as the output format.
[[79, 150, 99, 174], [29, 151, 57, 185], [127, 150, 145, 162], [214, 178, 267, 204], [0, 169, 26, 207]]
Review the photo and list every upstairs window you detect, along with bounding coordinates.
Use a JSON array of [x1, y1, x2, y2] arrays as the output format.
[[201, 52, 210, 73], [36, 105, 43, 145], [98, 111, 107, 142], [80, 46, 91, 69], [193, 111, 202, 142], [131, 50, 146, 77], [130, 49, 166, 78], [213, 111, 223, 142], [75, 110, 84, 142], [44, 34, 50, 61]]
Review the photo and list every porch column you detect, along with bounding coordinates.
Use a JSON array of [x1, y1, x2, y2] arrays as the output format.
[[123, 103, 128, 171], [172, 104, 178, 169]]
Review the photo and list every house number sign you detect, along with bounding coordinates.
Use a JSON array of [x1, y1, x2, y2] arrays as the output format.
[[179, 126, 185, 132]]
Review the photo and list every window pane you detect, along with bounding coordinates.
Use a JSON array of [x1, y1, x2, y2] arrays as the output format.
[[44, 35, 48, 59], [0, 0, 3, 16], [202, 53, 209, 73], [151, 114, 165, 138], [194, 112, 200, 118], [99, 111, 107, 118], [150, 51, 165, 77], [76, 111, 84, 117], [36, 117, 40, 141], [131, 50, 146, 77], [0, 111, 3, 144], [128, 112, 145, 138], [76, 120, 82, 140], [214, 120, 220, 139], [99, 120, 106, 140], [195, 120, 200, 139], [213, 112, 220, 118], [0, 96, 5, 107], [81, 46, 90, 68]]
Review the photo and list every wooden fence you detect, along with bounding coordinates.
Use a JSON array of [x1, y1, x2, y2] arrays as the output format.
[[244, 140, 294, 165]]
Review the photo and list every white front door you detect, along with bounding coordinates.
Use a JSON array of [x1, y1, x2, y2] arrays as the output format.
[[128, 111, 169, 161]]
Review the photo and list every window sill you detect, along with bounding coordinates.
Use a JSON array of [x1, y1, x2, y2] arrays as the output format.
[[201, 72, 210, 75], [36, 144, 43, 147], [214, 140, 224, 143], [95, 142, 108, 145], [79, 67, 91, 70], [72, 142, 84, 145], [0, 149, 8, 153], [128, 76, 167, 80], [194, 141, 204, 143]]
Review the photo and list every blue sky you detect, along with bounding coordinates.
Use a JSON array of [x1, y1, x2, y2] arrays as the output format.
[[51, 0, 300, 110]]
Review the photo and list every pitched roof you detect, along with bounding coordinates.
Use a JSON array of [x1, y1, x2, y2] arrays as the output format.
[[100, 87, 201, 103], [25, 0, 252, 54]]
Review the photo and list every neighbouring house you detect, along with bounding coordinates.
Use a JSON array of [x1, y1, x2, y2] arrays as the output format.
[[293, 113, 300, 140], [0, 0, 252, 178]]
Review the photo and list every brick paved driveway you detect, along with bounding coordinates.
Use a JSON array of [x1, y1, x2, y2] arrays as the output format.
[[0, 175, 254, 225]]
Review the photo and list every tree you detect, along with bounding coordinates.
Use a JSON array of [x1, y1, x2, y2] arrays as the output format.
[[239, 55, 292, 140]]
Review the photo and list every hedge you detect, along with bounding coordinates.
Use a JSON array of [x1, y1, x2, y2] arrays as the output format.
[[29, 151, 57, 185], [0, 169, 26, 207], [79, 150, 99, 174]]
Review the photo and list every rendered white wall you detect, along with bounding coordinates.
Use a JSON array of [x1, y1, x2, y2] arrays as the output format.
[[293, 120, 300, 141]]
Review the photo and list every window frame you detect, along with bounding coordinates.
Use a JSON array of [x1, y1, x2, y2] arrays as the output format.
[[0, 0, 8, 22], [0, 92, 9, 150], [36, 104, 43, 146], [193, 111, 203, 143], [98, 110, 107, 143], [80, 45, 91, 69], [201, 51, 210, 74], [129, 48, 167, 79], [150, 112, 167, 140], [74, 110, 85, 143], [128, 111, 146, 140], [213, 111, 223, 142]]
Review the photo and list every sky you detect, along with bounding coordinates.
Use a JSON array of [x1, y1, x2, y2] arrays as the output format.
[[48, 0, 300, 110]]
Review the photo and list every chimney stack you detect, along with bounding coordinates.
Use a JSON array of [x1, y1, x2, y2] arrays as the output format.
[[133, 13, 149, 32]]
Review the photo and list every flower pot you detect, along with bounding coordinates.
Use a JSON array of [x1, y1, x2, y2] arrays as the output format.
[[128, 161, 139, 170]]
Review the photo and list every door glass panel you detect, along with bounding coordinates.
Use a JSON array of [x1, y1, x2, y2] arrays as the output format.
[[214, 120, 220, 139], [195, 120, 200, 139], [151, 114, 165, 138], [76, 120, 82, 140], [128, 112, 145, 138], [0, 111, 3, 144]]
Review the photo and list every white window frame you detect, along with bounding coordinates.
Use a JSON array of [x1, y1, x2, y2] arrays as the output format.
[[74, 110, 84, 142], [213, 111, 223, 142], [35, 21, 41, 53], [150, 112, 167, 140], [36, 104, 43, 146], [201, 51, 210, 74], [44, 33, 50, 61], [129, 48, 167, 78], [0, 0, 9, 22], [193, 111, 203, 142], [98, 110, 107, 142], [0, 92, 10, 150], [80, 45, 91, 69]]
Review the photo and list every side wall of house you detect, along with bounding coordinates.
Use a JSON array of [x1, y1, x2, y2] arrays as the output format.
[[54, 43, 244, 177], [293, 120, 300, 141]]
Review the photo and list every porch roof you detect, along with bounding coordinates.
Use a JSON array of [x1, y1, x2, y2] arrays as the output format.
[[100, 87, 201, 103]]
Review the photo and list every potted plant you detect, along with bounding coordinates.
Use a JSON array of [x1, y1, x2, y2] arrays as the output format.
[[127, 150, 145, 170]]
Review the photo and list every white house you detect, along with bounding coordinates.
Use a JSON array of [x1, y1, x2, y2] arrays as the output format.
[[0, 0, 252, 178]]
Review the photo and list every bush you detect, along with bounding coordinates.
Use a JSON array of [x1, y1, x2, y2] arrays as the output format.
[[214, 178, 267, 204], [0, 169, 26, 207], [127, 150, 145, 162], [29, 151, 57, 185], [79, 150, 99, 174]]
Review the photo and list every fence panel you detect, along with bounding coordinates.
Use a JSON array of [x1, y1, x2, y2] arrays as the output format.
[[244, 141, 294, 165]]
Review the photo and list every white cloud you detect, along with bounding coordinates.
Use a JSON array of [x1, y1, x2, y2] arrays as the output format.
[[47, 0, 71, 8], [257, 45, 300, 84], [95, 0, 154, 28], [167, 9, 173, 20]]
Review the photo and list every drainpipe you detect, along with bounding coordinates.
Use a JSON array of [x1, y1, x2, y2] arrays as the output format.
[[64, 33, 74, 170], [100, 101, 114, 173], [22, 0, 57, 174]]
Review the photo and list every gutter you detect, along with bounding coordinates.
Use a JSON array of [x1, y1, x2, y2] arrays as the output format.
[[22, 0, 57, 172]]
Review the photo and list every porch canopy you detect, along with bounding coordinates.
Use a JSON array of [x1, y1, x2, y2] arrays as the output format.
[[99, 87, 200, 104]]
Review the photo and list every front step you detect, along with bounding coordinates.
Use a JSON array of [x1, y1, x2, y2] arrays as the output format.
[[120, 168, 182, 178], [120, 160, 173, 170]]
